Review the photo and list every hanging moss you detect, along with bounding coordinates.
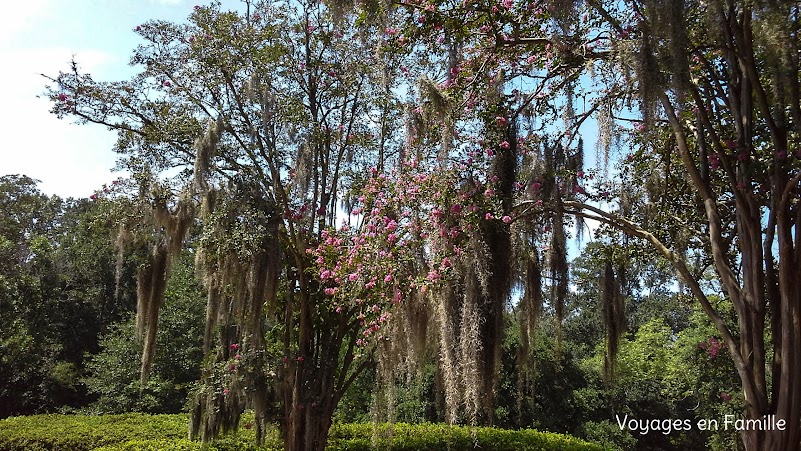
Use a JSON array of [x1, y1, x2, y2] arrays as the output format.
[[601, 257, 625, 385]]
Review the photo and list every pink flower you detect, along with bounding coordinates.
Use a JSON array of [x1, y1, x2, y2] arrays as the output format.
[[709, 154, 720, 170], [502, 215, 512, 224], [485, 213, 493, 220], [495, 116, 509, 127], [705, 337, 721, 358], [384, 274, 393, 283], [163, 80, 171, 87], [441, 257, 451, 268], [349, 273, 358, 282], [230, 343, 240, 351], [320, 269, 331, 279], [223, 388, 229, 395], [297, 356, 304, 362], [499, 141, 510, 149], [720, 392, 732, 402]]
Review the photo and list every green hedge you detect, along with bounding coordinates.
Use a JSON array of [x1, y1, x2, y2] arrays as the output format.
[[0, 414, 188, 451], [0, 414, 605, 451], [329, 423, 606, 451]]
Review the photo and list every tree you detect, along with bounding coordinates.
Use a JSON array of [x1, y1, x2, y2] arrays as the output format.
[[82, 251, 205, 414], [46, 2, 409, 449], [565, 2, 801, 449], [381, 0, 800, 449], [0, 175, 135, 417]]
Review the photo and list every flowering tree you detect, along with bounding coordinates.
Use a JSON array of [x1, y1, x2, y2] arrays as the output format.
[[352, 0, 594, 424], [46, 1, 410, 449], [380, 0, 801, 449]]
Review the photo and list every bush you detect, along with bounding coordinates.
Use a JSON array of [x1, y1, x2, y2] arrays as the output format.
[[0, 413, 187, 451], [328, 423, 606, 451], [0, 414, 603, 451]]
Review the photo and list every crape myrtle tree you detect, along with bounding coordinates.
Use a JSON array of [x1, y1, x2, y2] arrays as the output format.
[[384, 0, 801, 449], [45, 1, 416, 450], [357, 0, 592, 426]]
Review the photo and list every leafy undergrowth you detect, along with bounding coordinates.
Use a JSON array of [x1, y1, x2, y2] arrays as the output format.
[[0, 414, 605, 451]]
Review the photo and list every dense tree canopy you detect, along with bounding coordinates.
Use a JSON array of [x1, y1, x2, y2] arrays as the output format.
[[27, 0, 801, 450]]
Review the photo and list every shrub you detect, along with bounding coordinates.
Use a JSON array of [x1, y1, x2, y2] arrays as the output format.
[[328, 422, 606, 451], [0, 414, 603, 451], [0, 413, 187, 451]]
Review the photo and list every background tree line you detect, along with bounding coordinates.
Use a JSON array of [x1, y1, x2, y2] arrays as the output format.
[[1, 174, 741, 450]]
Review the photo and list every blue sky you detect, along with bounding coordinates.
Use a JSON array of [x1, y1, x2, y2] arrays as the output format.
[[2, 0, 241, 199]]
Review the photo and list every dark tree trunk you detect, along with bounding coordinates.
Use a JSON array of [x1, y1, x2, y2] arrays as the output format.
[[279, 270, 365, 451]]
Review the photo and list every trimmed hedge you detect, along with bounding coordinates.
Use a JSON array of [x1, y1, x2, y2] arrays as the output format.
[[0, 414, 604, 451], [329, 423, 606, 451], [0, 414, 188, 451]]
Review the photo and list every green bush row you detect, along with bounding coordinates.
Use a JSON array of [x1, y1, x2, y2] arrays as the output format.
[[328, 423, 606, 451], [0, 414, 190, 451], [0, 414, 605, 451]]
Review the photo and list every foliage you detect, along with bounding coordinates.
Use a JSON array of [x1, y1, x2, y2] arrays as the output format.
[[0, 175, 137, 418], [0, 413, 189, 451], [45, 1, 407, 447], [35, 0, 801, 449], [0, 414, 601, 451], [328, 422, 605, 451], [81, 252, 205, 414]]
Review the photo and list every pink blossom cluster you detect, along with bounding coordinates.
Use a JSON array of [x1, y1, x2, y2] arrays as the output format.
[[699, 337, 723, 359]]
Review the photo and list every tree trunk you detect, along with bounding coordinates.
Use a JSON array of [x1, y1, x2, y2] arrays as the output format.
[[284, 402, 336, 451]]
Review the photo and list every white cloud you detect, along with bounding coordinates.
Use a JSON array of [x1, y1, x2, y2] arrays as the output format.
[[0, 0, 51, 45]]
